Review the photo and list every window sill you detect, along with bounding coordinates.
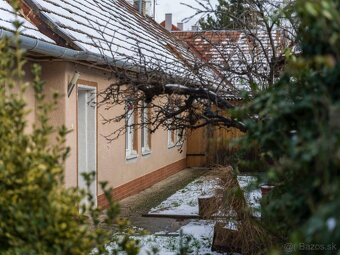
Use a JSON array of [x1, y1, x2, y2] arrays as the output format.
[[176, 142, 184, 147], [142, 147, 151, 156], [168, 143, 175, 149], [126, 151, 138, 161]]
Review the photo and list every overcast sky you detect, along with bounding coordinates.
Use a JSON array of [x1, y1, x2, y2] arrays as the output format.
[[154, 0, 218, 30]]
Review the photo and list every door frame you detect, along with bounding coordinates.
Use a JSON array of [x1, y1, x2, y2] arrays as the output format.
[[76, 80, 98, 204]]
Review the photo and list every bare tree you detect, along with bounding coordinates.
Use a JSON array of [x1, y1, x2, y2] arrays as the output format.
[[90, 0, 297, 143], [96, 47, 246, 143], [182, 0, 297, 89]]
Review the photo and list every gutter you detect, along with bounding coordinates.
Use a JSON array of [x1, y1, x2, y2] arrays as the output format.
[[0, 28, 137, 71], [0, 28, 199, 85], [0, 28, 240, 100]]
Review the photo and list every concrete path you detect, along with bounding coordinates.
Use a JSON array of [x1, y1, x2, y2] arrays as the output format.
[[119, 167, 210, 233]]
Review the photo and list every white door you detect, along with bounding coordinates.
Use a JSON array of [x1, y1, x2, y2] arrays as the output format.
[[78, 85, 97, 205]]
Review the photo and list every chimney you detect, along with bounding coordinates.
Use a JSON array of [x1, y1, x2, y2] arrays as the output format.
[[144, 0, 153, 17], [177, 22, 184, 31], [165, 13, 172, 31], [134, 0, 144, 14], [191, 25, 199, 31]]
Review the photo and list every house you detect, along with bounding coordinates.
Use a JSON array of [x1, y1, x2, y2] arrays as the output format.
[[0, 0, 216, 207]]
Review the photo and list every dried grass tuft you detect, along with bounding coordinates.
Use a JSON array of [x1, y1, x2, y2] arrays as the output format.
[[208, 166, 274, 255]]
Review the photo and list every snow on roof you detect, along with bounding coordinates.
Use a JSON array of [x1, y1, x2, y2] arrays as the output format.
[[173, 30, 289, 89], [173, 30, 288, 65], [0, 0, 55, 43], [173, 31, 241, 62], [26, 0, 216, 81]]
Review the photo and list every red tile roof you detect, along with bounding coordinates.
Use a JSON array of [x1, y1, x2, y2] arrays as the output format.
[[173, 31, 247, 62], [159, 20, 180, 31], [173, 30, 287, 62], [172, 30, 289, 89]]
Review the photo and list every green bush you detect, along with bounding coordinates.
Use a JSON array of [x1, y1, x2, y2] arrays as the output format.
[[0, 8, 139, 255], [239, 0, 340, 253]]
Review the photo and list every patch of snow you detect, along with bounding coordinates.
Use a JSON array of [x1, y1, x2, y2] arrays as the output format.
[[131, 220, 224, 255], [260, 185, 274, 189], [149, 176, 222, 216], [237, 175, 262, 217], [0, 1, 55, 43], [327, 217, 336, 232], [181, 220, 215, 239], [223, 221, 238, 231], [107, 220, 240, 254]]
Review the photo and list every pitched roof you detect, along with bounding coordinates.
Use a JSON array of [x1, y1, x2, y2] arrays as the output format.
[[173, 31, 243, 62], [19, 0, 215, 81], [173, 30, 287, 62], [0, 0, 55, 43], [173, 30, 288, 89]]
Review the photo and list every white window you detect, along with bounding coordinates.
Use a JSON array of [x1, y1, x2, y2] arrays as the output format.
[[126, 104, 138, 160], [168, 129, 176, 148], [141, 103, 151, 155]]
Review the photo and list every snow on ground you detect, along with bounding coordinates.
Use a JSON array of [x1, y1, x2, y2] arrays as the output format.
[[107, 174, 262, 254], [134, 220, 224, 255], [148, 174, 262, 217], [237, 175, 262, 217], [108, 221, 222, 254], [149, 176, 222, 216]]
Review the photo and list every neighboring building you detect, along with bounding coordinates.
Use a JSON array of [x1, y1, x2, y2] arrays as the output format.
[[172, 30, 290, 90], [0, 0, 213, 207]]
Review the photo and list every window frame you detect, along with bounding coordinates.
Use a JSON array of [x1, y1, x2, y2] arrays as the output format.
[[141, 103, 151, 156], [125, 104, 138, 160], [167, 129, 176, 149]]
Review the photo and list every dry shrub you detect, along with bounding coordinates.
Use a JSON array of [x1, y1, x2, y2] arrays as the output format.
[[198, 196, 222, 218], [210, 166, 274, 255]]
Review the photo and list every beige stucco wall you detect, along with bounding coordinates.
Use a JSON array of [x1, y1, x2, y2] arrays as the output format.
[[25, 61, 186, 196], [23, 64, 36, 133]]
